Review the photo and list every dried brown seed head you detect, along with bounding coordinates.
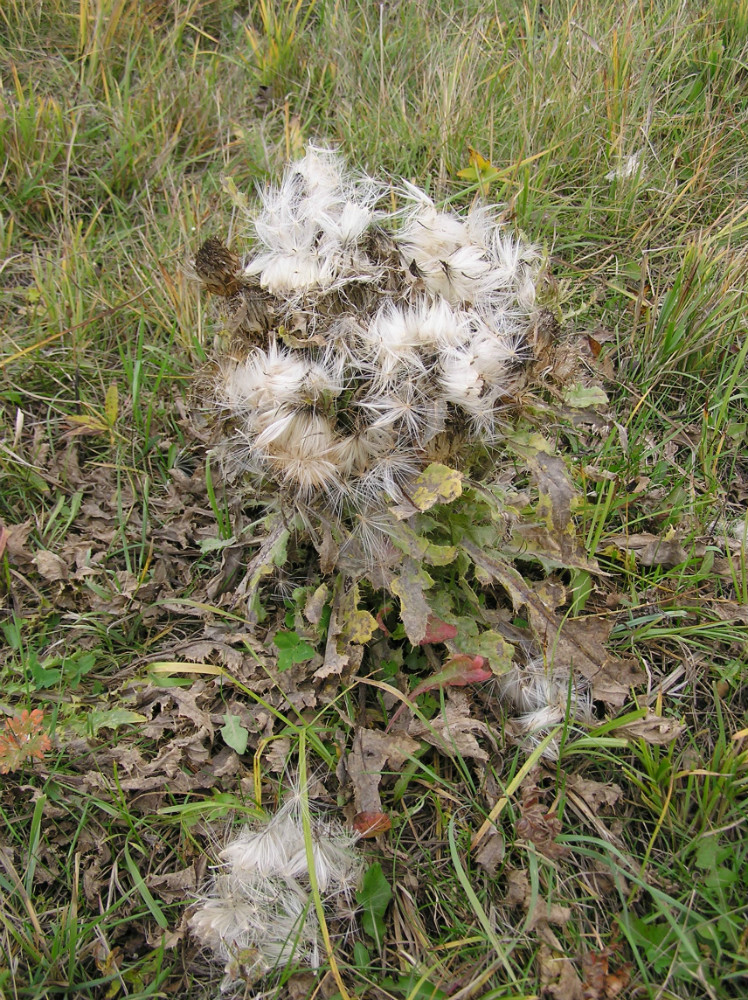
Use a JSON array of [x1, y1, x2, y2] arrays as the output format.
[[195, 237, 242, 297]]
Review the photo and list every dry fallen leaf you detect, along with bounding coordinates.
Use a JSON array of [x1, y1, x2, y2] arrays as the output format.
[[304, 582, 329, 625], [581, 946, 632, 999], [566, 774, 622, 814], [516, 777, 570, 861], [612, 710, 685, 744], [147, 864, 200, 902], [167, 686, 215, 739], [33, 549, 69, 582], [2, 519, 33, 563], [505, 867, 531, 907], [347, 728, 419, 815], [604, 531, 702, 568], [352, 811, 392, 838], [708, 600, 748, 624], [537, 944, 584, 1000], [176, 639, 244, 672], [407, 689, 491, 761], [505, 869, 573, 933], [474, 828, 505, 875]]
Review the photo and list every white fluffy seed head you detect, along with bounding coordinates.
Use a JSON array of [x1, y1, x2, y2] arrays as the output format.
[[355, 446, 420, 505], [220, 819, 300, 878], [242, 145, 388, 303], [498, 661, 594, 759], [359, 302, 424, 380], [262, 411, 342, 497], [333, 423, 394, 477], [398, 198, 470, 259], [357, 377, 446, 446], [190, 791, 362, 987], [489, 230, 541, 291], [220, 343, 310, 416]]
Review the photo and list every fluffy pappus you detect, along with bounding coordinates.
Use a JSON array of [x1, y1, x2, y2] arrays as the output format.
[[358, 376, 446, 446], [189, 790, 362, 990], [498, 659, 595, 759]]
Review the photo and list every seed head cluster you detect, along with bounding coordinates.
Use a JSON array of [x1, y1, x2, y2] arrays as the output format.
[[198, 146, 541, 557], [190, 795, 361, 989]]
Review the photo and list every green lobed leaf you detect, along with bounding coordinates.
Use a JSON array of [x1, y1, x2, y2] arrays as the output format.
[[88, 709, 148, 734]]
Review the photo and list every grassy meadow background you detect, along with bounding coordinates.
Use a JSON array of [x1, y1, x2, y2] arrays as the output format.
[[1, 1, 748, 997]]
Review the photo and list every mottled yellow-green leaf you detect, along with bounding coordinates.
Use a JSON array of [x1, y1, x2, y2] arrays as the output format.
[[390, 521, 458, 567], [339, 582, 378, 645], [502, 428, 554, 458], [465, 630, 514, 675], [409, 463, 463, 511], [342, 609, 379, 644]]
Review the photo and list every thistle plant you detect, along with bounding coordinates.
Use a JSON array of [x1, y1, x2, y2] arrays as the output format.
[[194, 145, 542, 565]]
